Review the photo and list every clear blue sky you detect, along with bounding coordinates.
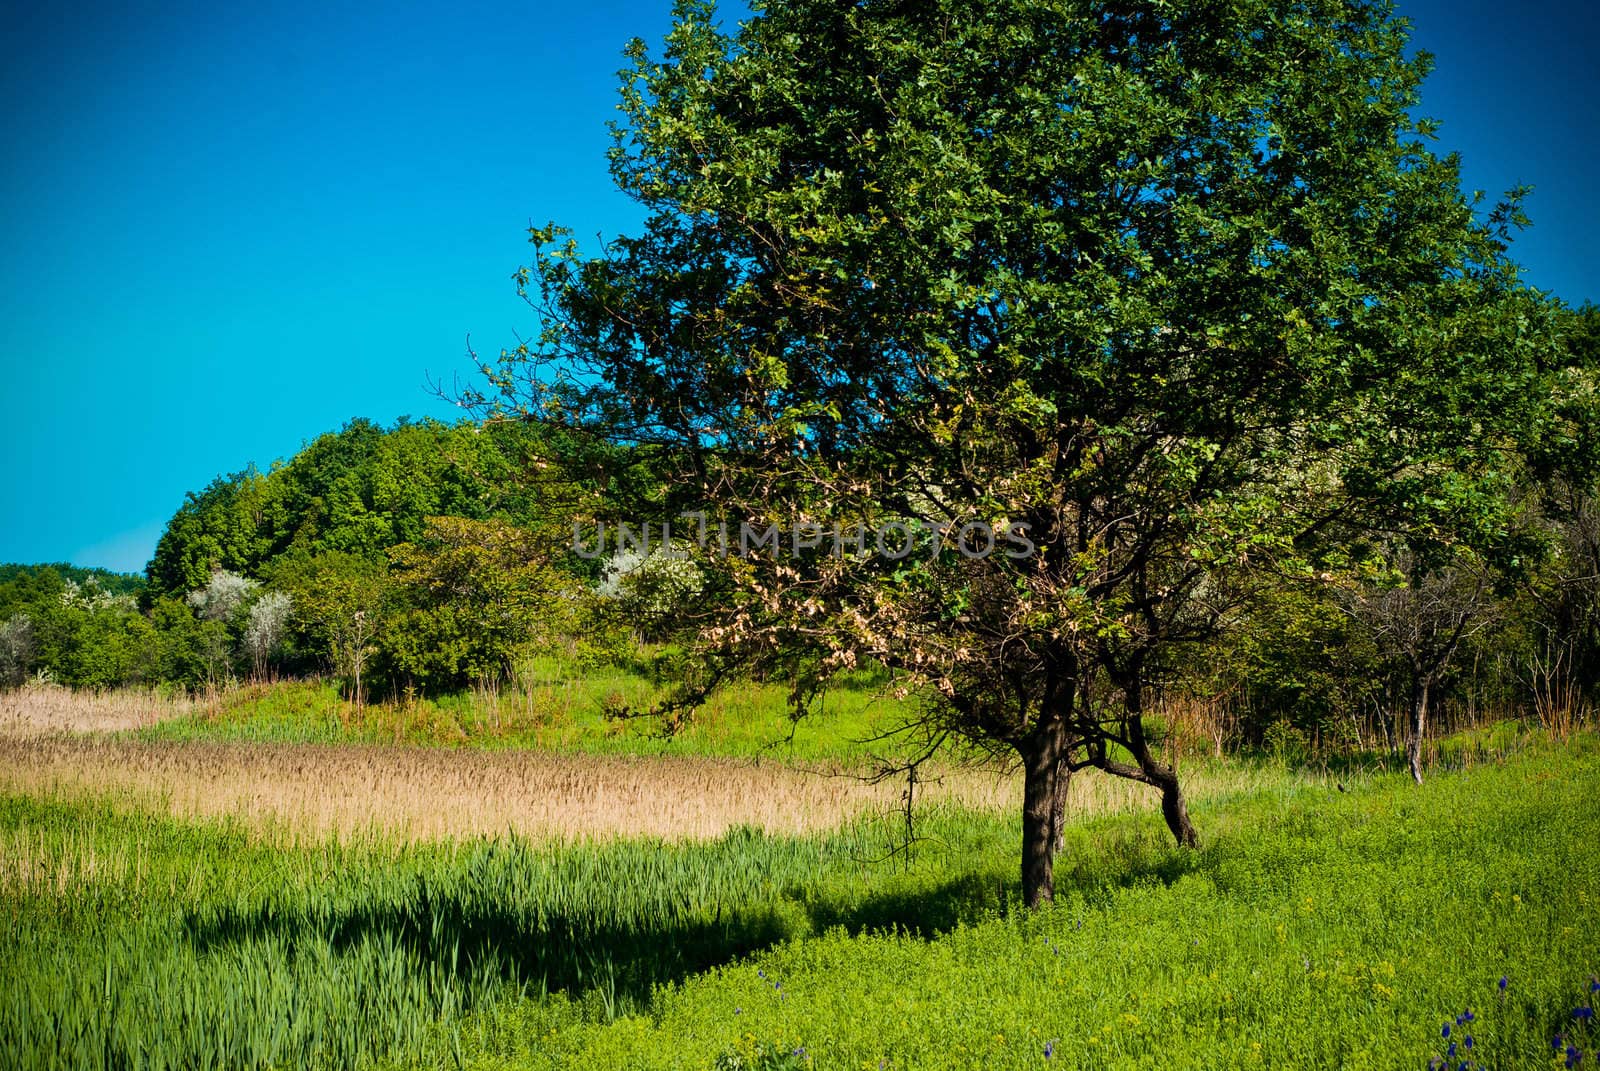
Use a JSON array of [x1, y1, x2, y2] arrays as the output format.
[[1, 0, 1595, 574]]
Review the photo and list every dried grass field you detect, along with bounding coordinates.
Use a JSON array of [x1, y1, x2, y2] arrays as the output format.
[[0, 682, 194, 735], [0, 684, 1307, 843]]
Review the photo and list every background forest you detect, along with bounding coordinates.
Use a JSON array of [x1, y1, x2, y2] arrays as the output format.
[[4, 292, 1598, 760]]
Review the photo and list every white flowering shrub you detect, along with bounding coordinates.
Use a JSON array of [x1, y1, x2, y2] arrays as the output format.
[[597, 545, 704, 636], [185, 570, 260, 622], [243, 591, 292, 678], [60, 578, 137, 614]]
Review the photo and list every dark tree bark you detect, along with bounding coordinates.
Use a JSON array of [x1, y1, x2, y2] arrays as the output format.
[[1146, 756, 1200, 848], [1050, 757, 1073, 856], [1019, 711, 1076, 908], [1125, 690, 1200, 849], [1092, 669, 1201, 849]]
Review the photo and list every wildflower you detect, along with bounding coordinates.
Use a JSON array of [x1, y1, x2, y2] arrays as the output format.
[[1464, 1036, 1473, 1050], [1565, 1045, 1582, 1069], [1576, 1007, 1595, 1021], [1442, 1024, 1451, 1039], [1044, 1040, 1054, 1058], [1446, 1041, 1457, 1059], [1498, 976, 1509, 992]]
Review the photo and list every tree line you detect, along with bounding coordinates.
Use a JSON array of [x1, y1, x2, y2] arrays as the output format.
[[2, 419, 616, 696]]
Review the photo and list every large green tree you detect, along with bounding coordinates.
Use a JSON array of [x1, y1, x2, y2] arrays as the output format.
[[474, 0, 1564, 904]]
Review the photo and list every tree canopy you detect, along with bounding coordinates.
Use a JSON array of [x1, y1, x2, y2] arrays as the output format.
[[472, 0, 1581, 904]]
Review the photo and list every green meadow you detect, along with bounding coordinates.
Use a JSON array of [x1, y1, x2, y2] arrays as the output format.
[[4, 733, 1597, 1070], [130, 661, 911, 764]]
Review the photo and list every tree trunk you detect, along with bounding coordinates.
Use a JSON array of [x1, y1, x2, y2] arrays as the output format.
[[1124, 682, 1200, 849], [1146, 758, 1200, 848], [1407, 677, 1431, 785], [1020, 714, 1074, 908], [1050, 759, 1072, 856]]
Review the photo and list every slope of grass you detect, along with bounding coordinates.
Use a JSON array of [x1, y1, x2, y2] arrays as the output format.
[[2, 739, 1597, 1069], [131, 662, 910, 763]]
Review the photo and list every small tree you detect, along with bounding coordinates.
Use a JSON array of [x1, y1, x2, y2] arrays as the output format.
[[274, 552, 389, 707], [1342, 549, 1501, 782], [243, 591, 293, 681], [386, 516, 582, 693], [0, 613, 34, 689]]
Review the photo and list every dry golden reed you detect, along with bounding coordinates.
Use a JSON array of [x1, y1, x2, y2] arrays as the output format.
[[0, 736, 1016, 841], [0, 732, 1306, 845], [0, 682, 196, 735]]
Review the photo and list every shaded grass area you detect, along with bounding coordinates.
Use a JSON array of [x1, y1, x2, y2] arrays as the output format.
[[2, 740, 1598, 1069]]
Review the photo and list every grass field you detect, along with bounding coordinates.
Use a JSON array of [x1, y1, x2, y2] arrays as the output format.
[[122, 661, 914, 764], [2, 720, 1597, 1070]]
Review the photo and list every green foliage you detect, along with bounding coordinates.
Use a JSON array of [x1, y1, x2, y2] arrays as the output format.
[[145, 418, 568, 600], [1200, 580, 1385, 744], [145, 466, 282, 595], [383, 517, 586, 694], [0, 564, 143, 618], [0, 567, 154, 688]]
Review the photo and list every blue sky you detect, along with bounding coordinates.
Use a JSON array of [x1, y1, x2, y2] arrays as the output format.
[[1, 0, 1595, 574]]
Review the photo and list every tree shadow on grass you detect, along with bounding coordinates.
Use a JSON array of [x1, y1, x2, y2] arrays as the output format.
[[180, 835, 1199, 1014], [181, 876, 800, 1014]]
